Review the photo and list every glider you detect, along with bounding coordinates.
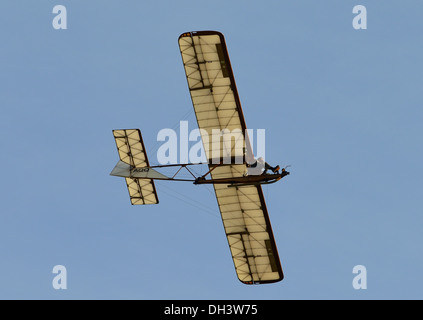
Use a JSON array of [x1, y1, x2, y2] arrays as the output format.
[[110, 31, 290, 285]]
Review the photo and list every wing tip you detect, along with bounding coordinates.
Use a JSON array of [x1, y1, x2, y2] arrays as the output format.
[[178, 30, 225, 41], [237, 272, 284, 285], [239, 277, 284, 285]]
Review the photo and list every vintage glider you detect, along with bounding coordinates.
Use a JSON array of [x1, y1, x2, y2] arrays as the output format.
[[110, 31, 290, 285]]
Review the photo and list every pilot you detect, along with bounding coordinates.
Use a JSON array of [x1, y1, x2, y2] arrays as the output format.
[[246, 157, 280, 175]]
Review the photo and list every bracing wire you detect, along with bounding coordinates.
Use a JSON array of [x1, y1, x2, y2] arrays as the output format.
[[156, 181, 219, 219]]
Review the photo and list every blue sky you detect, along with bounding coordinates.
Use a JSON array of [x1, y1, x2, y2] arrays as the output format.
[[1, 0, 422, 299]]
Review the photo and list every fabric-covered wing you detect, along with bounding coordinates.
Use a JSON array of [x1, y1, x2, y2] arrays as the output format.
[[179, 31, 283, 284], [113, 129, 159, 205], [178, 31, 254, 164], [212, 165, 283, 284]]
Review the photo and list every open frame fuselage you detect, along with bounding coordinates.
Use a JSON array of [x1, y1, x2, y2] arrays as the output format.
[[111, 160, 290, 186]]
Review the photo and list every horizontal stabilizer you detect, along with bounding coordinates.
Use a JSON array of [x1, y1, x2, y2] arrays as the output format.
[[112, 129, 159, 205]]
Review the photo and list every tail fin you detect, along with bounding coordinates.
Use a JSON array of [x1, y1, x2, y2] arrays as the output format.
[[110, 160, 168, 179], [110, 160, 131, 177]]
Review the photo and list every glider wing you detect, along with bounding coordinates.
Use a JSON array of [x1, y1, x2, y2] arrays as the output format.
[[179, 31, 283, 284]]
